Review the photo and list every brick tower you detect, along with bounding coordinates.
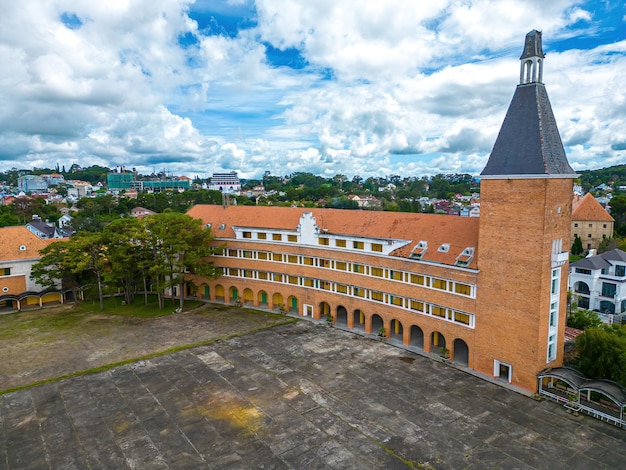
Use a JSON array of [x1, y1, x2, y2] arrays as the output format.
[[475, 30, 577, 392]]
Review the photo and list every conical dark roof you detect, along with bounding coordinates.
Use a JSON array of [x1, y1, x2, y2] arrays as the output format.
[[481, 83, 576, 177]]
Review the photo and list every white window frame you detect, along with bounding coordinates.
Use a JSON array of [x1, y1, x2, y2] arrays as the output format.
[[494, 360, 512, 383]]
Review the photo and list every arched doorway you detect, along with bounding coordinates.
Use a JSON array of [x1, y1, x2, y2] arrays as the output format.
[[0, 297, 18, 312], [319, 302, 331, 320], [229, 286, 239, 304], [243, 288, 254, 306], [453, 338, 469, 366], [336, 305, 348, 326], [410, 325, 424, 350], [431, 331, 447, 356], [200, 284, 210, 299], [41, 292, 63, 306], [287, 295, 298, 313], [390, 319, 403, 343], [353, 309, 365, 331], [258, 290, 268, 307], [215, 284, 225, 302], [371, 314, 384, 336], [273, 292, 284, 312]]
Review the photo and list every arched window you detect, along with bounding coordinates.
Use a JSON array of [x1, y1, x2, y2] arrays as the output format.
[[574, 281, 590, 295]]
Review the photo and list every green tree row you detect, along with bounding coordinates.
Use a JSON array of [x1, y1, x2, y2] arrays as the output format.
[[32, 213, 218, 310], [255, 171, 475, 199], [71, 190, 223, 231], [0, 189, 224, 230]]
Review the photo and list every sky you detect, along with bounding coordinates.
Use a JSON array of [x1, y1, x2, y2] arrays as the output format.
[[0, 1, 624, 180]]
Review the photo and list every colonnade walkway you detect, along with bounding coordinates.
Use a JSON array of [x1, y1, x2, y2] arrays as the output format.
[[2, 322, 624, 469]]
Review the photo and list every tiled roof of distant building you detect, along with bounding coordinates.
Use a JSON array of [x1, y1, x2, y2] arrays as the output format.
[[572, 193, 614, 222]]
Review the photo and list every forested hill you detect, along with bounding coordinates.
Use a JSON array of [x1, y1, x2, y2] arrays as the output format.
[[578, 165, 626, 191]]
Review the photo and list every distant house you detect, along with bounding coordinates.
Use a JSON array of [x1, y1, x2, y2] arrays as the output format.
[[26, 216, 63, 239], [460, 206, 480, 217], [56, 214, 74, 238], [571, 193, 614, 251], [242, 185, 266, 198], [130, 207, 157, 219], [433, 200, 460, 216], [1, 195, 16, 206], [58, 214, 73, 228], [348, 195, 381, 208]]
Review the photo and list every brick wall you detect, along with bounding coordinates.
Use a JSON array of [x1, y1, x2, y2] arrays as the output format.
[[476, 177, 573, 391]]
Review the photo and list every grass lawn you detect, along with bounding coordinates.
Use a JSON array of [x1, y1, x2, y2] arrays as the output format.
[[0, 297, 296, 393], [0, 295, 203, 339], [74, 294, 205, 318]]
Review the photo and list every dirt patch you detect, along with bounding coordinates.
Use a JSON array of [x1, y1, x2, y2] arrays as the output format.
[[0, 303, 292, 392]]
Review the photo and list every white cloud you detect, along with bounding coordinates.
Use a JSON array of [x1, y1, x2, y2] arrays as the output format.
[[0, 0, 623, 180]]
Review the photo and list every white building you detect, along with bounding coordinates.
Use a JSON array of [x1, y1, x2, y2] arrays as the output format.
[[569, 249, 626, 322], [208, 172, 241, 194]]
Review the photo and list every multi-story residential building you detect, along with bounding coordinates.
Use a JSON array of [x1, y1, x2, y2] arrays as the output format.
[[208, 172, 241, 194], [107, 172, 134, 191], [569, 249, 626, 319], [0, 226, 63, 310], [41, 173, 65, 186], [187, 31, 575, 393], [571, 193, 614, 251], [17, 175, 47, 192], [107, 172, 191, 193]]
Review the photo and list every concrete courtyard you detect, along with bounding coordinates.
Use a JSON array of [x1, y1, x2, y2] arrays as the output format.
[[1, 321, 624, 469]]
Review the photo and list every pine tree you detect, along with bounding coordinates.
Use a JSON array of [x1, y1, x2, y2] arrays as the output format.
[[571, 235, 583, 256]]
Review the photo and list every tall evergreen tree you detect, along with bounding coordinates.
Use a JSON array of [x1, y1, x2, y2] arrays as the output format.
[[571, 235, 583, 255]]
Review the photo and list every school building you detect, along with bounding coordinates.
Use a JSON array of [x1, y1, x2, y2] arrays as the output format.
[[187, 30, 576, 393]]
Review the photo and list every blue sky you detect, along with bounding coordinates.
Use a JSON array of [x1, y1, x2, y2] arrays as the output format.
[[0, 0, 624, 179]]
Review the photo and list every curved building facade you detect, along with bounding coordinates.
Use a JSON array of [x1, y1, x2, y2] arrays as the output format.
[[187, 31, 575, 393]]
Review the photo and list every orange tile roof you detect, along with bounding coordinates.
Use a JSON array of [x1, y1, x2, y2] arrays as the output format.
[[564, 326, 584, 343], [572, 193, 614, 222], [187, 205, 480, 268], [0, 226, 53, 261]]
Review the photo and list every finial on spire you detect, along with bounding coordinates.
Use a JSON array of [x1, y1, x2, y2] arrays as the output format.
[[520, 30, 544, 84]]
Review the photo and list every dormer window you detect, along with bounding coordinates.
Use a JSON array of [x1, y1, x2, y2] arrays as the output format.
[[456, 247, 475, 266], [410, 241, 427, 259], [19, 245, 26, 251], [219, 223, 226, 230], [437, 244, 450, 253]]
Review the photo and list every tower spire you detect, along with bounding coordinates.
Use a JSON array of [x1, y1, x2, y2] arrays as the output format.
[[481, 30, 576, 178], [520, 30, 545, 84]]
